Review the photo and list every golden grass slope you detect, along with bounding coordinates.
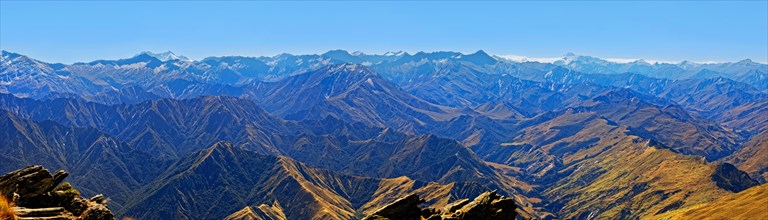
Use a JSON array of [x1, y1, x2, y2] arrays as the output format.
[[727, 131, 768, 181], [225, 202, 287, 220], [479, 110, 744, 219], [653, 184, 768, 220]]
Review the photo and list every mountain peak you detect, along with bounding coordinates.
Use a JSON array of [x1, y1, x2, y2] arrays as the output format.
[[632, 59, 651, 65], [132, 53, 159, 60], [459, 50, 497, 65], [383, 51, 408, 56], [190, 141, 238, 166], [139, 51, 192, 62], [0, 50, 30, 62], [320, 50, 364, 63], [557, 53, 614, 65], [1, 50, 21, 57], [208, 141, 234, 151], [736, 59, 756, 64], [559, 52, 582, 64], [473, 50, 489, 56], [322, 49, 352, 56], [322, 63, 377, 76]]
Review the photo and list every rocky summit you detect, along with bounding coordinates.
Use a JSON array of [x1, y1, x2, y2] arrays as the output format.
[[0, 166, 115, 220], [364, 191, 517, 220]]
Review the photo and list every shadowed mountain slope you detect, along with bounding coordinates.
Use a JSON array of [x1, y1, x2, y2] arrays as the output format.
[[0, 94, 543, 217], [0, 110, 167, 211], [449, 89, 743, 161], [572, 89, 743, 160], [727, 131, 768, 182], [540, 68, 768, 118], [717, 97, 768, 133], [0, 94, 289, 158], [246, 64, 463, 134], [0, 95, 528, 193], [119, 142, 499, 219]]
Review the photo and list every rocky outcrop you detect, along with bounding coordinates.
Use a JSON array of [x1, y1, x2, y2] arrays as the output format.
[[711, 163, 759, 192], [13, 207, 70, 220], [0, 165, 115, 220], [364, 191, 517, 220], [364, 194, 425, 220]]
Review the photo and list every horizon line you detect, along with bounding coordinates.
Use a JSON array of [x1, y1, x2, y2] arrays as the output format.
[[1, 49, 766, 65]]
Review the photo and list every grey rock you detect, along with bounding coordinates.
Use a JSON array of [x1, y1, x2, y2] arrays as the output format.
[[48, 170, 69, 192], [89, 194, 105, 204], [13, 207, 65, 217], [0, 166, 115, 220], [364, 194, 424, 220], [442, 198, 470, 213], [0, 166, 55, 205], [80, 203, 114, 220], [454, 191, 516, 220]]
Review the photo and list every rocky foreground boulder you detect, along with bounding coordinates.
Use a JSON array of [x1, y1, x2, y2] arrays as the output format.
[[364, 191, 517, 220], [0, 165, 115, 220]]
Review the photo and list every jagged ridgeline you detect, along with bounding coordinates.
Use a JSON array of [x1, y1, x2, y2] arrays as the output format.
[[0, 50, 766, 219]]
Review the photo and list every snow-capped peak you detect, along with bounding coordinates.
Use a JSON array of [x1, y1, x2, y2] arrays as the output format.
[[140, 51, 192, 62], [495, 55, 562, 63], [560, 52, 584, 64], [736, 59, 756, 64]]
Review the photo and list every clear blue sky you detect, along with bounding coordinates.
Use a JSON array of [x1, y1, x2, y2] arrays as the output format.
[[1, 1, 766, 64]]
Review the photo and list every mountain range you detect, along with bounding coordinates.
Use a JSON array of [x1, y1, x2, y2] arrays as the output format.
[[0, 50, 765, 219]]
